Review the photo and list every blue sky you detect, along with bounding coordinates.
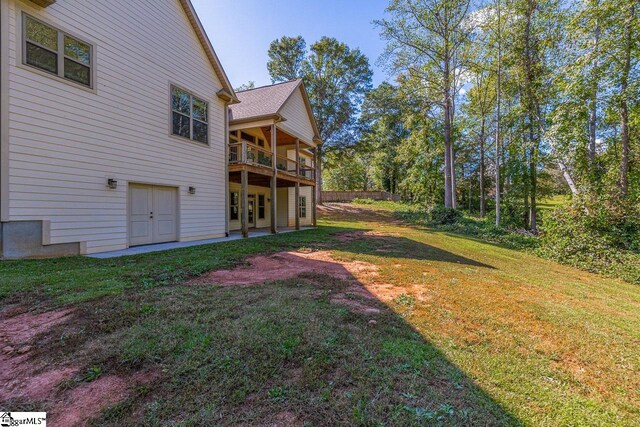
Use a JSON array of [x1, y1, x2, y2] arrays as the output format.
[[191, 0, 390, 90]]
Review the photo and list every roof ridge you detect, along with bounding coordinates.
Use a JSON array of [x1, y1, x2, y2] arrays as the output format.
[[236, 79, 301, 94]]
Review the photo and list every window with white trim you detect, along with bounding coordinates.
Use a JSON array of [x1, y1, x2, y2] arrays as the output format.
[[230, 192, 239, 220], [23, 14, 93, 88], [171, 85, 209, 144]]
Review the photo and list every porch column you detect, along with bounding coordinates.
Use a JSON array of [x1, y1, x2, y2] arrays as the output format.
[[295, 139, 300, 176], [270, 124, 278, 234], [241, 169, 249, 238], [295, 182, 300, 230], [312, 148, 318, 227], [295, 138, 300, 230]]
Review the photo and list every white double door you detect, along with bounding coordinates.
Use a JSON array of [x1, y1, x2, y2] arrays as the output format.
[[129, 184, 178, 246]]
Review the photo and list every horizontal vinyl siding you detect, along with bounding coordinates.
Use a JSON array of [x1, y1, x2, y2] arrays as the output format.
[[288, 186, 313, 227], [6, 0, 228, 253], [278, 88, 315, 144]]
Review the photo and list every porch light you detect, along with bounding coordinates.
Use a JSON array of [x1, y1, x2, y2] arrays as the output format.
[[188, 186, 197, 195], [107, 178, 118, 189]]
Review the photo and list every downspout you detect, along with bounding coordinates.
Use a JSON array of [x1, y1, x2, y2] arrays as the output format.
[[218, 89, 237, 237], [224, 104, 230, 237]]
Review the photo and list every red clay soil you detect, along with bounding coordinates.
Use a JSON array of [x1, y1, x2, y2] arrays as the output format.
[[48, 370, 158, 427], [0, 307, 157, 426], [191, 250, 380, 286], [191, 248, 391, 315], [0, 308, 78, 402]]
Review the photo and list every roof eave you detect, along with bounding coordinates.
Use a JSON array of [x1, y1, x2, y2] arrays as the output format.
[[229, 114, 286, 126], [179, 0, 237, 101], [217, 89, 240, 104]]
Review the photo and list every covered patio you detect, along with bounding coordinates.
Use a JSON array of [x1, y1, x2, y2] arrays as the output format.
[[228, 79, 322, 238]]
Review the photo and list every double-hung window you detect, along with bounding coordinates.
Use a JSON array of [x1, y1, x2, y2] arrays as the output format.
[[171, 86, 209, 144], [258, 195, 266, 220], [23, 14, 93, 88], [230, 192, 239, 220]]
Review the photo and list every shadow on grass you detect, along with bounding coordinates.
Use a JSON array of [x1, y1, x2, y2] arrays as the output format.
[[16, 246, 522, 426], [334, 230, 496, 269], [0, 224, 359, 306]]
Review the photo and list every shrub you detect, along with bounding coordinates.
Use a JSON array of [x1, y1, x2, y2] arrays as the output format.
[[428, 205, 463, 225], [537, 197, 640, 284], [352, 198, 376, 205]]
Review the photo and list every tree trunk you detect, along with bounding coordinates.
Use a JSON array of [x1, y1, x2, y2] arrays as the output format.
[[558, 160, 580, 195], [529, 132, 538, 232], [479, 119, 486, 218], [524, 0, 538, 233], [495, 0, 502, 226], [589, 16, 600, 166], [443, 69, 454, 208], [315, 147, 323, 205], [619, 3, 634, 197]]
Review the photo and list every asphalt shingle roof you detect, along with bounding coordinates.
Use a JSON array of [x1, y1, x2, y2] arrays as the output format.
[[229, 80, 301, 122]]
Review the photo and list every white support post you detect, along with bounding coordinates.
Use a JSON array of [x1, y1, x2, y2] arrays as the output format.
[[270, 124, 278, 234]]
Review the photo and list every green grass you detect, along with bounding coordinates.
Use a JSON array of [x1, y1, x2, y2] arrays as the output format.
[[538, 194, 571, 212], [0, 225, 352, 305], [3, 203, 640, 426]]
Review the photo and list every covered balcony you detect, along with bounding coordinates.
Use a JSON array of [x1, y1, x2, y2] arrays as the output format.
[[228, 126, 316, 187]]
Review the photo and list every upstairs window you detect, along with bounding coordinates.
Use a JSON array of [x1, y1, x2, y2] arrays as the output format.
[[23, 14, 93, 88], [171, 86, 209, 144]]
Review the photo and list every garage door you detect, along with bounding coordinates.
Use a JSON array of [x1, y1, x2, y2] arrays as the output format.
[[129, 184, 177, 246]]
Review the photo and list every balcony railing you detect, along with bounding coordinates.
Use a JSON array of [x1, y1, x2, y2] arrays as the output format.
[[229, 141, 315, 181]]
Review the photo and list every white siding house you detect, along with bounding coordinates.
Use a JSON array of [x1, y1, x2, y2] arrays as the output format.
[[0, 0, 237, 257], [228, 80, 322, 237]]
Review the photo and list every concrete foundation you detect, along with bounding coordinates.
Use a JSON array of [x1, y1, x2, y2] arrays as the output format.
[[0, 221, 81, 259]]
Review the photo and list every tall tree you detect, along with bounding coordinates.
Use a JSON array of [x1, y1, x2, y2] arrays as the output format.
[[463, 68, 495, 217], [267, 36, 306, 83], [617, 1, 637, 197], [267, 37, 373, 202], [377, 0, 474, 209]]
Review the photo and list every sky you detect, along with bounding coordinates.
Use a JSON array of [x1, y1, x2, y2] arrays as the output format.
[[191, 0, 390, 90]]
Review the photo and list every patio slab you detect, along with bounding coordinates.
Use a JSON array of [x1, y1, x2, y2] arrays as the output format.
[[87, 227, 314, 259]]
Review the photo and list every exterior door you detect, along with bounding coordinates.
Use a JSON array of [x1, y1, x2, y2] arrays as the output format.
[[129, 184, 177, 246], [248, 198, 256, 228]]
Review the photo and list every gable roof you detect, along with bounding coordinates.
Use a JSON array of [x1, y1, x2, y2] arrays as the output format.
[[178, 0, 238, 103], [230, 80, 322, 143]]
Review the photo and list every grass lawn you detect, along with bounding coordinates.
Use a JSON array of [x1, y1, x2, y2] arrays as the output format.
[[1, 203, 638, 426], [537, 194, 571, 212]]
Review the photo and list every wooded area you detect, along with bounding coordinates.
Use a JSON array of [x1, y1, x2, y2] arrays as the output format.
[[264, 0, 639, 283]]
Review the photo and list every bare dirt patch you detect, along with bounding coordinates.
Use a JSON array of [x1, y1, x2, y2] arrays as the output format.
[[191, 249, 388, 315], [48, 370, 158, 427], [0, 307, 159, 426], [0, 308, 78, 402], [191, 250, 379, 286]]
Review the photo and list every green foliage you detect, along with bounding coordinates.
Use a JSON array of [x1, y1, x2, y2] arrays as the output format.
[[267, 36, 373, 151], [428, 206, 463, 225], [267, 36, 306, 82], [323, 149, 374, 191], [81, 366, 103, 383], [352, 198, 376, 205], [538, 197, 640, 283]]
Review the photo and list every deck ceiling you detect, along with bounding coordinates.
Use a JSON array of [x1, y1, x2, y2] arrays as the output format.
[[262, 126, 314, 148], [229, 171, 312, 188]]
